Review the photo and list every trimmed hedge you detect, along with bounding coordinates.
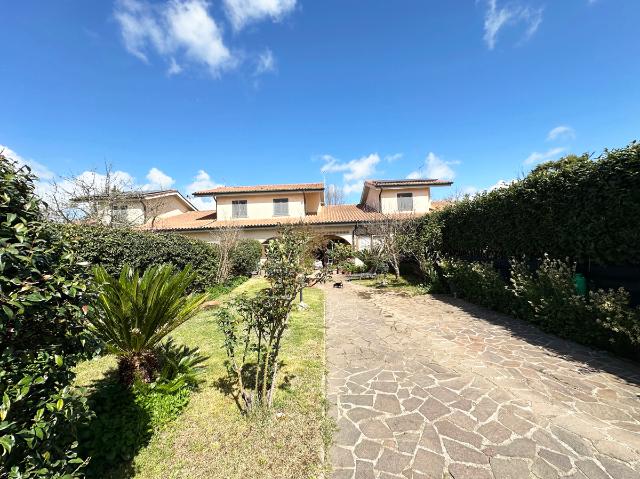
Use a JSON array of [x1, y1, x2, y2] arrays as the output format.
[[60, 225, 221, 293], [407, 142, 640, 358], [435, 143, 640, 265], [230, 239, 262, 276]]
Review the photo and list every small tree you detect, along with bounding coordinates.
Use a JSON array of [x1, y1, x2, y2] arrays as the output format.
[[367, 215, 414, 279], [212, 226, 241, 284], [327, 242, 354, 270], [407, 213, 448, 288], [44, 163, 168, 227], [217, 227, 328, 411]]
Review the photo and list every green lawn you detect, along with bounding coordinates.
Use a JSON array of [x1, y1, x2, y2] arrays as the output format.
[[74, 277, 330, 479], [351, 273, 428, 296]]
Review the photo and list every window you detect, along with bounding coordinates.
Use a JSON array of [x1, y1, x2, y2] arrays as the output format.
[[273, 198, 289, 216], [232, 200, 247, 218], [111, 205, 128, 224], [397, 193, 413, 212]]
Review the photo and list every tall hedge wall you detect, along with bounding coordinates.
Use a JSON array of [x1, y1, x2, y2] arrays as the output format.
[[436, 142, 640, 265], [60, 225, 221, 292]]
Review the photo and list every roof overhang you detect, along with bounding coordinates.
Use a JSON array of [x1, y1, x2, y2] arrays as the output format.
[[194, 187, 324, 198]]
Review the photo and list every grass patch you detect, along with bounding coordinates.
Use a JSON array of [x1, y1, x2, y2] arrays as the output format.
[[206, 275, 249, 299], [352, 273, 428, 296], [74, 277, 329, 478]]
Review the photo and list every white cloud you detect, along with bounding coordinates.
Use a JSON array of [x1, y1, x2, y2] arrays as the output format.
[[0, 145, 54, 181], [223, 0, 296, 31], [190, 196, 216, 210], [114, 0, 234, 77], [187, 169, 221, 192], [255, 48, 276, 75], [488, 179, 515, 191], [407, 152, 457, 181], [321, 153, 381, 183], [143, 167, 175, 190], [167, 57, 183, 75], [483, 0, 543, 50], [385, 153, 403, 163], [461, 185, 479, 196], [547, 125, 575, 141], [186, 169, 221, 210], [343, 181, 365, 195], [524, 147, 565, 165]]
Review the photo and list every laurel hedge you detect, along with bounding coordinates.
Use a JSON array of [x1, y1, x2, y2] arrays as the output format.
[[408, 142, 640, 358], [1, 156, 95, 477], [436, 142, 640, 265], [59, 225, 222, 293], [59, 226, 263, 292]]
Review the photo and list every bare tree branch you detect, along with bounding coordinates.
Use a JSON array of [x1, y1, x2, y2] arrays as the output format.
[[324, 184, 346, 205]]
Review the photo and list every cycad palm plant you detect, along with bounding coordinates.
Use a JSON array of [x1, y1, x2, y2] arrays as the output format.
[[90, 263, 207, 385]]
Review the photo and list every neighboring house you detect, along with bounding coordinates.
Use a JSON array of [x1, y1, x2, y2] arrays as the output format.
[[71, 189, 196, 227], [142, 179, 452, 250]]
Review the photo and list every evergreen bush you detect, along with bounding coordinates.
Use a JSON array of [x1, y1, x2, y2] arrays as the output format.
[[0, 155, 95, 478]]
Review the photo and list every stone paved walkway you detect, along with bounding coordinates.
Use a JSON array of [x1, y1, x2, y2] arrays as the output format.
[[324, 280, 640, 479]]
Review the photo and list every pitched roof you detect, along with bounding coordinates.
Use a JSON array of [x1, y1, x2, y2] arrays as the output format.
[[71, 189, 177, 201], [364, 178, 453, 188], [430, 200, 451, 211], [193, 182, 324, 197], [71, 189, 197, 211], [141, 204, 421, 232]]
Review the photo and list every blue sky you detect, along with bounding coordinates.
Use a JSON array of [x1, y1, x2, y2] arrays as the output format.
[[1, 0, 638, 207]]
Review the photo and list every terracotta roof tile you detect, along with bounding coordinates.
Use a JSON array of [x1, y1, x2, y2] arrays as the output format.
[[364, 178, 453, 188], [430, 200, 451, 211], [141, 204, 425, 232], [193, 182, 324, 196]]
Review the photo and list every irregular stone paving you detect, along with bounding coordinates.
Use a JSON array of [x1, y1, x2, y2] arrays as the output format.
[[323, 280, 640, 479]]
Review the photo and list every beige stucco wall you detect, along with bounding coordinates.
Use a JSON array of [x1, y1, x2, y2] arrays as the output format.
[[380, 187, 430, 214], [304, 191, 323, 215], [180, 224, 353, 247], [364, 187, 380, 211], [216, 192, 308, 221], [93, 193, 192, 226], [95, 201, 145, 226], [364, 186, 431, 214], [146, 195, 192, 219]]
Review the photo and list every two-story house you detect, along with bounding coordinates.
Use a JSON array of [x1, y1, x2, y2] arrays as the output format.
[[71, 189, 196, 227], [143, 178, 452, 250]]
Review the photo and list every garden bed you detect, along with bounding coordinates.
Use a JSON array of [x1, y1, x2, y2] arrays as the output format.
[[74, 277, 330, 478]]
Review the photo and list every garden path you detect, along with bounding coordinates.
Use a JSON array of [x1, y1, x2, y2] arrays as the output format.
[[324, 280, 640, 479]]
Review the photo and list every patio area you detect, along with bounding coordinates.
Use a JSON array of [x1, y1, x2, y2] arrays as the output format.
[[324, 280, 640, 478]]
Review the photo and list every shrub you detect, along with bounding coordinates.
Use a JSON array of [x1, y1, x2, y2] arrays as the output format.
[[442, 256, 640, 358], [442, 260, 512, 312], [415, 142, 640, 266], [356, 248, 389, 274], [217, 227, 329, 411], [59, 224, 221, 292], [89, 264, 207, 385], [231, 239, 262, 276], [0, 155, 95, 477]]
